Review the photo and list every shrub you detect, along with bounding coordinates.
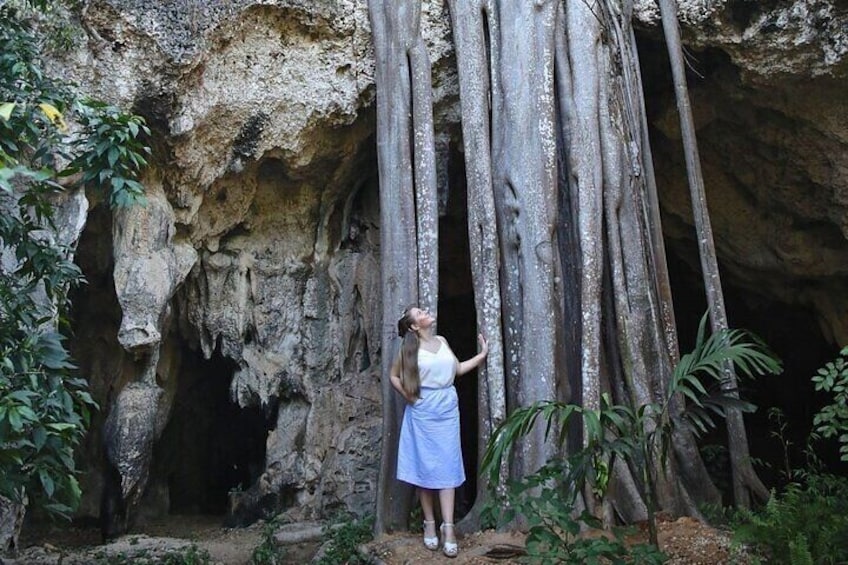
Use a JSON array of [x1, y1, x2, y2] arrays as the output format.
[[811, 346, 848, 462], [315, 513, 374, 565], [249, 516, 287, 565], [482, 313, 780, 559], [730, 347, 848, 564], [0, 3, 149, 523], [732, 473, 848, 564], [483, 458, 666, 564]]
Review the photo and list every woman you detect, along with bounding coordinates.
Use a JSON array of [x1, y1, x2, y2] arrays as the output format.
[[390, 305, 488, 558]]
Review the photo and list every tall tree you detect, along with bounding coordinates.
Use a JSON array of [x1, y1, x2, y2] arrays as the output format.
[[369, 0, 756, 531], [368, 0, 440, 532], [655, 0, 767, 508]]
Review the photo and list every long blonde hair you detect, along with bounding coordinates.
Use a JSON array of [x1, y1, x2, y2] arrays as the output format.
[[397, 306, 420, 400]]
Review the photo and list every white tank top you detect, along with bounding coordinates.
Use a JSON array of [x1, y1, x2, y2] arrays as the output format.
[[418, 336, 458, 388]]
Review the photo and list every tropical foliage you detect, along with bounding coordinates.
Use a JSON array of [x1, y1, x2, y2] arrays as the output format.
[[811, 346, 848, 462], [0, 3, 149, 520], [728, 348, 848, 564], [482, 313, 781, 559], [732, 472, 848, 565]]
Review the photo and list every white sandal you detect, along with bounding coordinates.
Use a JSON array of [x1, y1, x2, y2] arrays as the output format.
[[423, 520, 438, 550], [441, 522, 458, 558]]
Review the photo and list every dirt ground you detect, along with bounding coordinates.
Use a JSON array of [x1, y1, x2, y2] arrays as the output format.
[[361, 515, 746, 564], [9, 515, 318, 565], [7, 513, 745, 564]]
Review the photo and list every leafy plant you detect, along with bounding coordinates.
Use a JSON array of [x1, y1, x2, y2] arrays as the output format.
[[728, 348, 848, 564], [315, 513, 374, 565], [482, 312, 781, 558], [157, 545, 210, 565], [482, 457, 666, 564], [732, 473, 848, 564], [71, 99, 149, 207], [0, 5, 149, 524], [249, 516, 287, 565], [811, 346, 848, 462], [95, 544, 211, 565]]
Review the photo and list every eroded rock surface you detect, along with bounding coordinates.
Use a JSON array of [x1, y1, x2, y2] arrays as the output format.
[[26, 0, 848, 533], [636, 0, 848, 345], [639, 0, 848, 78], [56, 0, 453, 531]]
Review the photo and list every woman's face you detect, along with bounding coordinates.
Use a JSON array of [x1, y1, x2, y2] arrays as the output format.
[[409, 307, 435, 331]]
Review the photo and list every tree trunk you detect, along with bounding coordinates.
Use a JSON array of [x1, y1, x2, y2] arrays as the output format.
[[445, 0, 507, 531], [655, 0, 768, 508], [369, 0, 440, 532], [489, 0, 560, 482], [370, 0, 750, 531], [0, 493, 26, 554]]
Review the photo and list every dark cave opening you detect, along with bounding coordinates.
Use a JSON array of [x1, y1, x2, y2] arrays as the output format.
[[153, 348, 268, 516], [634, 29, 848, 495], [666, 249, 846, 498], [436, 142, 479, 519], [68, 204, 270, 522]]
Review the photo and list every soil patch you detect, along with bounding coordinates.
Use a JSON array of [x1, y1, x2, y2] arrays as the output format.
[[9, 515, 319, 565], [361, 516, 746, 564], [7, 514, 745, 564]]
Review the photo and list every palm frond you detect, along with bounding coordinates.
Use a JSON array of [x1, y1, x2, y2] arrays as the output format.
[[671, 314, 782, 402], [482, 401, 580, 485]]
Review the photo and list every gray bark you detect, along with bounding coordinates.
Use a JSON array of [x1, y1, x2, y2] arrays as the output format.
[[369, 0, 440, 532], [489, 0, 559, 482], [656, 0, 768, 508], [370, 0, 745, 532], [445, 0, 507, 530], [0, 494, 26, 554]]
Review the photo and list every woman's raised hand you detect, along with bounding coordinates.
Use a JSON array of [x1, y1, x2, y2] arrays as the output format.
[[478, 334, 489, 357]]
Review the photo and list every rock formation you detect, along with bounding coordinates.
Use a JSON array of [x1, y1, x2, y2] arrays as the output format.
[[22, 0, 845, 532], [640, 0, 848, 346]]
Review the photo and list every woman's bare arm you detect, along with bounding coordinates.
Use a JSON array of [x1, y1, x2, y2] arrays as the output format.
[[456, 334, 488, 376]]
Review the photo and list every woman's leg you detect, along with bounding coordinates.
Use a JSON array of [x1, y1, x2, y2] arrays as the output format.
[[438, 488, 456, 544], [419, 489, 437, 540]]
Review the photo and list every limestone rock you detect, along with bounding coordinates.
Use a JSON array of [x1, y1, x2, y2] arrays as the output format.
[[0, 495, 26, 554], [112, 188, 197, 353], [636, 0, 848, 80], [103, 381, 167, 507], [24, 0, 847, 531], [639, 1, 848, 344]]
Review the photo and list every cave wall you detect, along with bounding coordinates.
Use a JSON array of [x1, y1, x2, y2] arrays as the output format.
[[42, 0, 848, 525], [635, 0, 848, 480], [637, 0, 848, 346], [57, 0, 457, 525]]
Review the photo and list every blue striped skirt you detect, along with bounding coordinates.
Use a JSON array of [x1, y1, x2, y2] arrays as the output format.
[[397, 386, 466, 489]]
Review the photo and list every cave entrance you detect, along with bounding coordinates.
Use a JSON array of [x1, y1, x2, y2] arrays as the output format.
[[636, 30, 848, 493], [154, 348, 267, 516], [666, 249, 846, 496], [436, 143, 479, 518]]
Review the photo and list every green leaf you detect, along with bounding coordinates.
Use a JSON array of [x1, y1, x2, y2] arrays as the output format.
[[68, 475, 81, 500], [46, 422, 77, 432], [7, 389, 35, 405], [39, 470, 55, 497], [33, 426, 47, 450], [7, 408, 23, 431], [0, 102, 16, 121], [107, 144, 119, 168], [16, 405, 37, 422], [110, 176, 125, 191]]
